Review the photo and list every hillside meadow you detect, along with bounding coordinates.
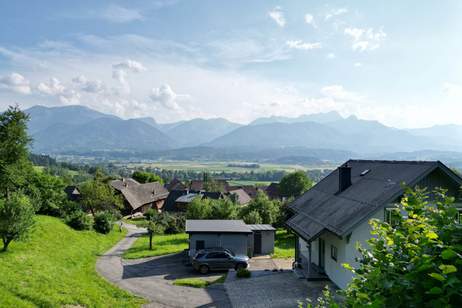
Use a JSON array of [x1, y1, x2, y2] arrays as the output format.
[[0, 215, 145, 308]]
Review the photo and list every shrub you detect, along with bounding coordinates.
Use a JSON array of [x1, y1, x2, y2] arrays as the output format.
[[93, 211, 114, 234], [236, 268, 251, 278], [242, 210, 262, 224], [65, 210, 92, 231], [144, 208, 157, 221]]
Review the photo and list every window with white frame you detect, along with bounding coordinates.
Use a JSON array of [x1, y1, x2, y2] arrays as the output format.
[[331, 245, 338, 261]]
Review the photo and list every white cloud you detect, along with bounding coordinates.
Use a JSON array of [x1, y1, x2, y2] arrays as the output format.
[[112, 59, 146, 92], [304, 14, 317, 28], [150, 84, 182, 110], [112, 59, 147, 72], [37, 77, 81, 104], [286, 40, 322, 50], [325, 8, 348, 21], [344, 27, 387, 52], [443, 82, 462, 98], [73, 75, 105, 93], [0, 72, 31, 94], [37, 77, 65, 95], [326, 53, 336, 59], [101, 5, 143, 23], [268, 6, 286, 27], [320, 85, 363, 101]]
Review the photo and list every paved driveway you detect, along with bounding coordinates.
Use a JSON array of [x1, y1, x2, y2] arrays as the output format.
[[225, 271, 335, 308], [96, 225, 231, 308]]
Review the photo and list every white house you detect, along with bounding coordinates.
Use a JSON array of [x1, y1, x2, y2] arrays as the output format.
[[287, 160, 462, 289]]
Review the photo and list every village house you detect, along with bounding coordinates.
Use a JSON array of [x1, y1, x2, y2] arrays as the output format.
[[287, 160, 462, 289], [110, 178, 169, 215]]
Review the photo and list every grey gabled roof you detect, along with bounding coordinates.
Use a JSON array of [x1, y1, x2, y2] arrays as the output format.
[[110, 178, 169, 210], [287, 160, 462, 242], [247, 224, 276, 231], [186, 219, 252, 233]]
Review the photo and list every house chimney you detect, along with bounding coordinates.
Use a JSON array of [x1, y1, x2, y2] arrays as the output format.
[[338, 164, 352, 192]]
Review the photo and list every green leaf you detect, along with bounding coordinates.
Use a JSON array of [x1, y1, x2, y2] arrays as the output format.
[[425, 231, 438, 240], [428, 273, 446, 281], [428, 287, 443, 295], [342, 263, 353, 271], [439, 264, 457, 275], [441, 249, 457, 260]]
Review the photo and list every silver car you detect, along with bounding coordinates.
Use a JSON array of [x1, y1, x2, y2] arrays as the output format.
[[192, 248, 249, 274]]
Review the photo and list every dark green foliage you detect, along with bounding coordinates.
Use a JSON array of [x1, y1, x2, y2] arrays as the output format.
[[28, 170, 67, 216], [0, 106, 32, 198], [342, 187, 462, 307], [210, 199, 237, 219], [239, 192, 280, 224], [150, 211, 185, 234], [93, 212, 114, 234], [79, 172, 122, 215], [144, 208, 157, 221], [65, 210, 92, 231], [186, 197, 213, 219], [132, 171, 163, 184], [241, 210, 262, 224], [0, 192, 35, 251], [236, 268, 251, 278], [278, 171, 313, 198], [186, 197, 238, 220]]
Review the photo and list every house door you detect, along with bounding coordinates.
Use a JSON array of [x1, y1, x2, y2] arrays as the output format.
[[318, 238, 325, 270], [254, 232, 262, 254]]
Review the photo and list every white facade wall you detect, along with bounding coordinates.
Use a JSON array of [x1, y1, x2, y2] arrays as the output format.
[[297, 208, 384, 289]]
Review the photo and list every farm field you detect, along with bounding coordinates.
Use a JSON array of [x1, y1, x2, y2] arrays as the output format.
[[119, 160, 334, 174]]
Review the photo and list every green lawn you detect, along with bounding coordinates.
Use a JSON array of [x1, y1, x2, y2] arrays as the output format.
[[0, 215, 145, 308], [122, 218, 148, 227], [172, 275, 226, 288], [272, 229, 295, 259], [123, 233, 188, 259]]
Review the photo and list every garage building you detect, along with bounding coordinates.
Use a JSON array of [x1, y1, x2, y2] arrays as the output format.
[[186, 220, 276, 257]]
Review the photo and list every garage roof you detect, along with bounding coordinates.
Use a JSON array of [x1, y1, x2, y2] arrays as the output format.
[[186, 220, 252, 233], [248, 224, 276, 231]]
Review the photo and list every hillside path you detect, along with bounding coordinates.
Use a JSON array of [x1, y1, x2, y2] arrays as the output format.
[[96, 223, 231, 308]]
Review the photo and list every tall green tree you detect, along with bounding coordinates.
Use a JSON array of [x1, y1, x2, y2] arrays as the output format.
[[186, 197, 212, 219], [239, 192, 280, 224], [79, 174, 122, 215], [0, 106, 32, 199], [210, 199, 237, 219], [278, 171, 313, 198], [0, 192, 35, 251], [342, 187, 462, 307], [28, 170, 67, 216]]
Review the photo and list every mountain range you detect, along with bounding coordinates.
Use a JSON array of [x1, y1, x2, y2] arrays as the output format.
[[24, 105, 462, 163]]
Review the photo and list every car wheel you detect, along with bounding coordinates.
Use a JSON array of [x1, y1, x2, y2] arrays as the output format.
[[199, 265, 209, 274], [235, 263, 247, 271]]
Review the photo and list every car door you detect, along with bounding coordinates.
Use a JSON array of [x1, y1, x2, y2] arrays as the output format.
[[205, 252, 220, 270]]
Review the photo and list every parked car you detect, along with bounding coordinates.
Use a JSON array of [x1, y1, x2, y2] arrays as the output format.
[[192, 248, 249, 274]]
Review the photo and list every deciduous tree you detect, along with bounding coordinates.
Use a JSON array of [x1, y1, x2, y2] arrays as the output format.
[[278, 171, 313, 198]]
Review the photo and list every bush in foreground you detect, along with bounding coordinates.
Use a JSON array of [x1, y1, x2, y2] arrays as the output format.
[[65, 210, 92, 231], [93, 211, 114, 234]]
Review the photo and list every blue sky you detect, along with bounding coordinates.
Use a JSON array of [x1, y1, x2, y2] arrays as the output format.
[[0, 0, 461, 128]]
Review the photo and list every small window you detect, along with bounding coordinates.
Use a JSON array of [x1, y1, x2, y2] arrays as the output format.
[[331, 245, 338, 261], [385, 208, 400, 226], [196, 240, 205, 250]]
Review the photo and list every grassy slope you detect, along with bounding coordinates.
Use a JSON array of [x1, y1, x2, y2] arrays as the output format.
[[123, 233, 188, 259], [0, 215, 144, 308], [272, 229, 295, 258]]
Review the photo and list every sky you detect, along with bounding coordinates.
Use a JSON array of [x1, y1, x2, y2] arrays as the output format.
[[0, 0, 461, 128]]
